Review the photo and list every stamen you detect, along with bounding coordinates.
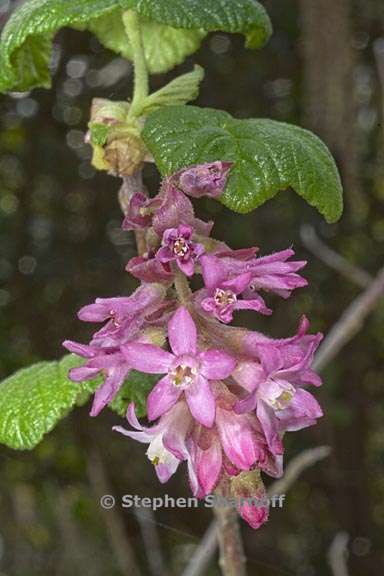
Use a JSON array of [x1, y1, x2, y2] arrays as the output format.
[[171, 364, 197, 386], [173, 237, 189, 257], [214, 288, 237, 307]]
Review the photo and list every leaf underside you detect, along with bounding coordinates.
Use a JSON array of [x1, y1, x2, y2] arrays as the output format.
[[142, 105, 343, 222]]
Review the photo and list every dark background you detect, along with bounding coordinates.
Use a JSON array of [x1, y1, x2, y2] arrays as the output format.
[[0, 0, 383, 574]]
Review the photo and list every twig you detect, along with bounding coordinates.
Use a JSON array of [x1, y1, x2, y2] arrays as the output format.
[[267, 446, 331, 496], [300, 225, 372, 288], [182, 446, 331, 576], [86, 447, 142, 576], [313, 266, 384, 371], [181, 521, 218, 576], [327, 532, 350, 576], [134, 506, 166, 576]]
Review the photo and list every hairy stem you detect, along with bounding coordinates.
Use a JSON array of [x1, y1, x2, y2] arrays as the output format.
[[214, 505, 247, 576], [173, 268, 193, 305], [123, 10, 149, 118]]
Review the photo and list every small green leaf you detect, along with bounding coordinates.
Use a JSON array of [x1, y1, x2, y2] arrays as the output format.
[[139, 65, 204, 115], [89, 123, 111, 146], [109, 370, 160, 418], [90, 10, 205, 74], [142, 106, 344, 223], [0, 355, 100, 450], [120, 0, 272, 49]]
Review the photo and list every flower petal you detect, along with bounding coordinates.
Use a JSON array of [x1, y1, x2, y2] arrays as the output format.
[[90, 365, 128, 417], [201, 254, 226, 290], [156, 460, 180, 483], [122, 342, 173, 373], [147, 375, 182, 421], [168, 307, 197, 356], [199, 350, 236, 380], [195, 440, 222, 496], [177, 258, 195, 277], [185, 375, 215, 428], [216, 408, 258, 470], [256, 400, 283, 455]]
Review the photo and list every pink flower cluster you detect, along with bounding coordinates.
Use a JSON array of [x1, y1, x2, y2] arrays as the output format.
[[64, 162, 323, 529]]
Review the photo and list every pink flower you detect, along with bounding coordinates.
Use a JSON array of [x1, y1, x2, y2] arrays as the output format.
[[234, 325, 323, 453], [122, 307, 236, 427], [185, 386, 283, 498], [63, 342, 130, 417], [174, 161, 233, 199], [228, 471, 270, 530], [62, 283, 166, 415], [199, 254, 272, 323], [126, 252, 174, 283], [215, 248, 308, 298], [152, 186, 213, 238], [156, 224, 204, 277], [122, 192, 154, 230], [114, 401, 193, 483]]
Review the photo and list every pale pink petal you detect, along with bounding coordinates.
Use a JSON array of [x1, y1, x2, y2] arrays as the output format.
[[122, 342, 174, 373], [196, 440, 222, 496], [216, 408, 258, 470], [256, 401, 284, 455], [199, 350, 236, 380], [156, 460, 180, 483], [147, 375, 182, 421], [201, 254, 226, 290], [185, 375, 215, 428], [168, 307, 197, 356]]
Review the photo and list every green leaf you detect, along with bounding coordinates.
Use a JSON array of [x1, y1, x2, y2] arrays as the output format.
[[90, 10, 205, 74], [0, 0, 271, 91], [0, 0, 119, 92], [109, 370, 160, 418], [138, 65, 204, 115], [120, 0, 272, 49], [142, 106, 343, 223], [0, 355, 100, 450]]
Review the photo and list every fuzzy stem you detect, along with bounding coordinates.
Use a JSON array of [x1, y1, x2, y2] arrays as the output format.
[[173, 268, 193, 305], [123, 10, 149, 118], [214, 505, 247, 576]]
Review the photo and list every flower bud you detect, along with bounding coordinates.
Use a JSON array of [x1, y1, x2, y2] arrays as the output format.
[[229, 469, 269, 529], [176, 161, 233, 199]]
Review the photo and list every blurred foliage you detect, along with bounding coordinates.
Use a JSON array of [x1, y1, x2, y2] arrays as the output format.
[[0, 0, 383, 575]]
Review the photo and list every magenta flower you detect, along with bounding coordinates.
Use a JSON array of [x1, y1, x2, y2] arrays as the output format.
[[216, 248, 308, 299], [199, 254, 272, 323], [62, 283, 166, 415], [175, 161, 233, 199], [63, 342, 130, 417], [114, 401, 193, 483], [152, 185, 213, 238], [156, 224, 205, 277], [122, 192, 154, 230], [185, 385, 283, 498], [126, 252, 174, 283], [234, 329, 323, 454], [122, 307, 236, 427]]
